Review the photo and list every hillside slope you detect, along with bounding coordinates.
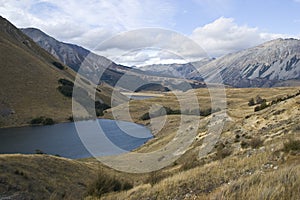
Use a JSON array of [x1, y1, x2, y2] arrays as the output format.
[[0, 154, 98, 199], [0, 16, 121, 127], [21, 28, 144, 86], [99, 87, 300, 200]]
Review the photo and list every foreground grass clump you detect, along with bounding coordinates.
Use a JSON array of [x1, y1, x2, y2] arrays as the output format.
[[86, 171, 133, 197], [30, 116, 54, 125]]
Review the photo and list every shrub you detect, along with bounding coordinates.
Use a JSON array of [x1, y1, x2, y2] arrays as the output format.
[[30, 117, 55, 126], [256, 95, 266, 104], [283, 139, 300, 153], [30, 117, 44, 125], [35, 149, 45, 154], [52, 61, 64, 70], [254, 102, 270, 112], [58, 85, 73, 97], [86, 172, 133, 197], [68, 116, 74, 122], [57, 78, 74, 97], [43, 118, 54, 125], [94, 101, 111, 117], [58, 78, 74, 87], [140, 112, 150, 120], [248, 98, 255, 106]]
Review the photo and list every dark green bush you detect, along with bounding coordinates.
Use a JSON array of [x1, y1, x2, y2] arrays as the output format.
[[248, 98, 255, 106], [58, 78, 74, 87], [254, 102, 270, 112], [30, 117, 44, 125], [52, 61, 64, 70], [95, 101, 111, 117], [58, 85, 73, 97], [140, 112, 150, 120], [43, 118, 54, 125], [35, 149, 45, 154], [68, 116, 74, 122], [30, 117, 54, 126], [57, 79, 74, 97]]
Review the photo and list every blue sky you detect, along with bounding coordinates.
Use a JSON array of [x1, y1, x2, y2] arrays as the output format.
[[1, 0, 300, 65]]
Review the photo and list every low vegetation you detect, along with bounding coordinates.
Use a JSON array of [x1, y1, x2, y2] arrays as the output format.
[[30, 116, 54, 125], [57, 78, 74, 97], [251, 90, 300, 112], [283, 138, 300, 153], [52, 61, 65, 70], [95, 101, 111, 117], [140, 106, 221, 120], [86, 170, 133, 197]]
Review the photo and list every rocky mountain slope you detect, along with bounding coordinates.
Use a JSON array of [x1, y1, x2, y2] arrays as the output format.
[[0, 16, 119, 127], [136, 58, 214, 79], [21, 28, 145, 86], [136, 39, 300, 87], [191, 38, 300, 87]]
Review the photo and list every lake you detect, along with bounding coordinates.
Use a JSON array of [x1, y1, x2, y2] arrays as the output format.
[[0, 119, 152, 159]]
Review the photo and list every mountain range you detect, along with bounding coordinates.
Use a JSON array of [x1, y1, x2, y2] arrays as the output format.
[[138, 39, 300, 87], [22, 27, 300, 88]]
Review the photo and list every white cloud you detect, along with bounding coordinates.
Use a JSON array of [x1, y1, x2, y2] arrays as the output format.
[[0, 0, 176, 49], [93, 28, 208, 66], [0, 1, 298, 66], [191, 17, 293, 57]]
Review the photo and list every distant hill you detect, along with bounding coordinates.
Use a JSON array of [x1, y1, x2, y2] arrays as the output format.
[[0, 16, 124, 127], [136, 58, 214, 79]]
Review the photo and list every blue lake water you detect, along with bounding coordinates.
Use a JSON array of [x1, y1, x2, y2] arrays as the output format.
[[0, 119, 152, 159]]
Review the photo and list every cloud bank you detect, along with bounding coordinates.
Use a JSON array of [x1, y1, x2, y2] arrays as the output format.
[[0, 1, 295, 65]]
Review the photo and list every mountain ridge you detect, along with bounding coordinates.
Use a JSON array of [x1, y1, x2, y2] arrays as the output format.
[[134, 38, 300, 87]]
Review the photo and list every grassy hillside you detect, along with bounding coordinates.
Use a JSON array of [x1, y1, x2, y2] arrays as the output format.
[[0, 16, 126, 127], [97, 87, 300, 199], [0, 87, 299, 199], [0, 154, 98, 199]]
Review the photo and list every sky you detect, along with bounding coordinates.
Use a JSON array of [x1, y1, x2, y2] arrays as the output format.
[[1, 0, 300, 66]]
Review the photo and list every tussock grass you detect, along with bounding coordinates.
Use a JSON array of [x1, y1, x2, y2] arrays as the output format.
[[212, 165, 300, 200]]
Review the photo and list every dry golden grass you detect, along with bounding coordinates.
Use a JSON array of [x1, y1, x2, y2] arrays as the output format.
[[0, 17, 125, 128], [94, 87, 300, 200], [0, 154, 98, 199]]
